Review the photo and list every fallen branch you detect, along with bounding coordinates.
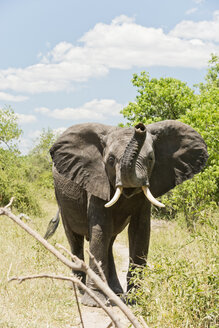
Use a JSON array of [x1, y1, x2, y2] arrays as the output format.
[[57, 243, 107, 285], [4, 196, 14, 209], [18, 213, 31, 222], [8, 273, 120, 327], [72, 278, 84, 328], [140, 316, 150, 328], [52, 244, 84, 327], [86, 249, 107, 284], [1, 198, 149, 328]]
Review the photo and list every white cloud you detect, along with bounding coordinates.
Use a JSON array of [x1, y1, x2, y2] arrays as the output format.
[[193, 0, 204, 4], [186, 7, 198, 15], [29, 129, 42, 139], [34, 106, 50, 114], [0, 92, 28, 102], [0, 14, 218, 95], [170, 10, 219, 41], [35, 99, 124, 122], [19, 126, 66, 155], [53, 127, 66, 136], [19, 137, 33, 155], [112, 15, 136, 25], [16, 113, 37, 124]]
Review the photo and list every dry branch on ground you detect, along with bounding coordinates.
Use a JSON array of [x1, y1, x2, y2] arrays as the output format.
[[0, 198, 149, 328]]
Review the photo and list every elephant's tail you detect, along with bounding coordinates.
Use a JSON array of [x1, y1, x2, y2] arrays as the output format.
[[44, 209, 60, 240]]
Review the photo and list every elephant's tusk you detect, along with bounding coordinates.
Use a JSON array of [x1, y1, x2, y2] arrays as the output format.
[[105, 186, 123, 208], [142, 186, 165, 208]]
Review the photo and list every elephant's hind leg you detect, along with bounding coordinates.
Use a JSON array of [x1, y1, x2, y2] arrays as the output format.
[[62, 220, 86, 285]]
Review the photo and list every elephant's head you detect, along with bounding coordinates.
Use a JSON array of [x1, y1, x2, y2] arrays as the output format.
[[50, 121, 208, 208]]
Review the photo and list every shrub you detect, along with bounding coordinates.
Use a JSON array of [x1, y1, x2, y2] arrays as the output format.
[[28, 128, 57, 191], [127, 216, 218, 327], [121, 55, 219, 224], [0, 109, 56, 214], [0, 149, 41, 215], [121, 72, 196, 125], [158, 167, 218, 227]]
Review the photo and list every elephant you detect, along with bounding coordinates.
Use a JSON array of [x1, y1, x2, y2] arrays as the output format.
[[49, 120, 208, 306]]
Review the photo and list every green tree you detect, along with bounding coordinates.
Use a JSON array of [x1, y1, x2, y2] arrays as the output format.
[[0, 106, 22, 150], [0, 106, 40, 214], [30, 128, 56, 170], [121, 72, 195, 125], [175, 54, 219, 222], [163, 56, 218, 224], [199, 53, 219, 90], [121, 55, 219, 224], [28, 128, 57, 189]]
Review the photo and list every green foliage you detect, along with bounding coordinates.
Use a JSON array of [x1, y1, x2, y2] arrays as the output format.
[[0, 109, 58, 214], [0, 149, 41, 215], [30, 128, 56, 167], [28, 128, 57, 191], [199, 54, 219, 90], [121, 72, 195, 125], [127, 216, 218, 327], [181, 76, 219, 168], [0, 106, 22, 149], [159, 168, 218, 227], [121, 54, 219, 224], [0, 106, 41, 215], [162, 55, 219, 224]]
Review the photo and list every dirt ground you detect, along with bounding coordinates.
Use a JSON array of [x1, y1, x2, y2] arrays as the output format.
[[71, 220, 167, 328], [71, 239, 129, 328]]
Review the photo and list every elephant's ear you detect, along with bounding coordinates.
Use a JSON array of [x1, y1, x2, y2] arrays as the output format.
[[50, 123, 112, 201], [147, 120, 208, 197]]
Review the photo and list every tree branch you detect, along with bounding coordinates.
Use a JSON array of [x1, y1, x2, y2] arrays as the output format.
[[0, 137, 12, 150], [8, 273, 121, 328], [1, 198, 148, 328], [86, 249, 107, 284]]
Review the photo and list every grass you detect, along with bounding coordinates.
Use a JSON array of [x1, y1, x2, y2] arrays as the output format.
[[0, 197, 218, 328], [0, 199, 80, 328], [127, 212, 219, 327]]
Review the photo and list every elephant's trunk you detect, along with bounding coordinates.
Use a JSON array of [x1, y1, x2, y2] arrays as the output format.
[[120, 123, 147, 187], [104, 123, 165, 209]]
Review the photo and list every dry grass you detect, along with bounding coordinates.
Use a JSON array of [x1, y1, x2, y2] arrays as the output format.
[[128, 212, 219, 327], [0, 199, 130, 328], [0, 200, 80, 328], [2, 197, 217, 328]]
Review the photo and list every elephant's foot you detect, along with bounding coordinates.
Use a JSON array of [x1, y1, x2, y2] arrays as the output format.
[[123, 292, 137, 306], [70, 271, 86, 294], [81, 289, 109, 307], [108, 280, 123, 296]]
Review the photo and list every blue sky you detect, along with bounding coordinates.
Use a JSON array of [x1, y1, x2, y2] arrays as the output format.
[[0, 0, 218, 153]]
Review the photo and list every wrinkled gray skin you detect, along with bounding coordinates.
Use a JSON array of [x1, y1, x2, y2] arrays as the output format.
[[49, 120, 208, 306]]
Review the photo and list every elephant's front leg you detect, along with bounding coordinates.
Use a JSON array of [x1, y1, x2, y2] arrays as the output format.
[[127, 201, 151, 292], [81, 196, 112, 307]]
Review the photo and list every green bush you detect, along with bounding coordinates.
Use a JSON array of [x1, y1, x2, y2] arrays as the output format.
[[121, 72, 196, 125], [11, 181, 41, 215], [161, 56, 219, 224], [158, 167, 218, 227], [28, 128, 57, 191], [0, 106, 21, 149], [0, 150, 41, 215], [0, 109, 56, 214], [121, 54, 219, 224], [127, 216, 218, 327]]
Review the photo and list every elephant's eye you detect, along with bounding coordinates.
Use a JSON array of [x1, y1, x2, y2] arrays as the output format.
[[148, 152, 154, 163], [108, 155, 115, 167]]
